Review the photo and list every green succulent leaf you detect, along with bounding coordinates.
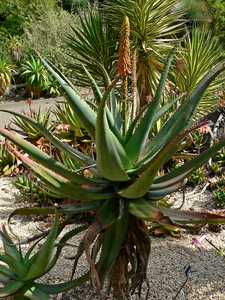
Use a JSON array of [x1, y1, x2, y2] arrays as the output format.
[[141, 60, 225, 167], [98, 206, 129, 281], [0, 128, 91, 185], [96, 79, 131, 181], [125, 48, 175, 162], [1, 110, 95, 169], [35, 273, 89, 294], [9, 149, 108, 201], [154, 139, 225, 184], [24, 215, 59, 280], [0, 226, 22, 262], [40, 57, 96, 138], [0, 280, 25, 297], [24, 286, 50, 300]]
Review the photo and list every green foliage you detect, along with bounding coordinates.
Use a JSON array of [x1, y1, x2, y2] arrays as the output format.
[[21, 7, 78, 72], [0, 142, 16, 176], [214, 148, 225, 165], [0, 46, 225, 298], [21, 56, 50, 98], [0, 0, 58, 38], [211, 162, 221, 174], [0, 56, 13, 96], [0, 1, 26, 37], [180, 0, 212, 22], [62, 0, 89, 12], [12, 107, 53, 141], [55, 102, 85, 138], [207, 0, 225, 48], [175, 27, 224, 119], [188, 167, 206, 185], [21, 56, 61, 98], [14, 173, 59, 204], [67, 8, 117, 86], [213, 187, 225, 207]]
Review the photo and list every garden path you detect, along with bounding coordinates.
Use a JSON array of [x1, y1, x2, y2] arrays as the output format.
[[0, 97, 61, 129]]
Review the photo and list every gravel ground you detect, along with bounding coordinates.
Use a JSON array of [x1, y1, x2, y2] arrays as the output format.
[[1, 178, 225, 300]]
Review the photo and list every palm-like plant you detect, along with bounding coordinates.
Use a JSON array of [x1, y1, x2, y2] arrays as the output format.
[[21, 56, 49, 99], [1, 20, 225, 298], [67, 8, 117, 87], [68, 1, 184, 103], [174, 27, 224, 119]]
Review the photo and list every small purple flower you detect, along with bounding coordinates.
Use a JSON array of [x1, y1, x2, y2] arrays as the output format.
[[191, 235, 206, 251]]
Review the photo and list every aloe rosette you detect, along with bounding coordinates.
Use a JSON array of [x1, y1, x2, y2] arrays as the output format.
[[0, 49, 225, 298]]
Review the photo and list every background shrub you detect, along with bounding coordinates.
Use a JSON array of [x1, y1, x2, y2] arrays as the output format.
[[21, 6, 78, 72]]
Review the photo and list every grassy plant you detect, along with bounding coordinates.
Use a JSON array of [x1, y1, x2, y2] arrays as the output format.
[[0, 19, 225, 298], [174, 27, 225, 120], [0, 57, 13, 97]]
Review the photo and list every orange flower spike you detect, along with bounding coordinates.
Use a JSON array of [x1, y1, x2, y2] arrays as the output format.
[[117, 16, 132, 77]]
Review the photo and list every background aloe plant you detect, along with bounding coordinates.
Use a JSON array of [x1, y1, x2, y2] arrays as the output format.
[[0, 17, 225, 299]]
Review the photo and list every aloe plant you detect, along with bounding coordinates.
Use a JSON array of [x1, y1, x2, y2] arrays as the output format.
[[12, 108, 53, 142], [1, 19, 225, 298], [0, 216, 59, 299]]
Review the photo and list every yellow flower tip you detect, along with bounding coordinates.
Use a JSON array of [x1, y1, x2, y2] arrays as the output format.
[[117, 16, 132, 77]]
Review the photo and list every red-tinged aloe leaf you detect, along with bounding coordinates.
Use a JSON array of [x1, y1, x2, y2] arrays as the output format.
[[0, 128, 92, 185], [129, 199, 225, 225], [61, 201, 101, 214], [129, 200, 163, 221], [11, 149, 112, 201], [0, 280, 25, 297], [96, 78, 131, 181], [24, 215, 60, 280], [159, 208, 225, 225], [1, 110, 96, 170], [125, 49, 175, 162], [141, 60, 225, 166], [40, 57, 96, 139]]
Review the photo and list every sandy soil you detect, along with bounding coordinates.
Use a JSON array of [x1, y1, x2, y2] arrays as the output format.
[[1, 178, 225, 299]]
